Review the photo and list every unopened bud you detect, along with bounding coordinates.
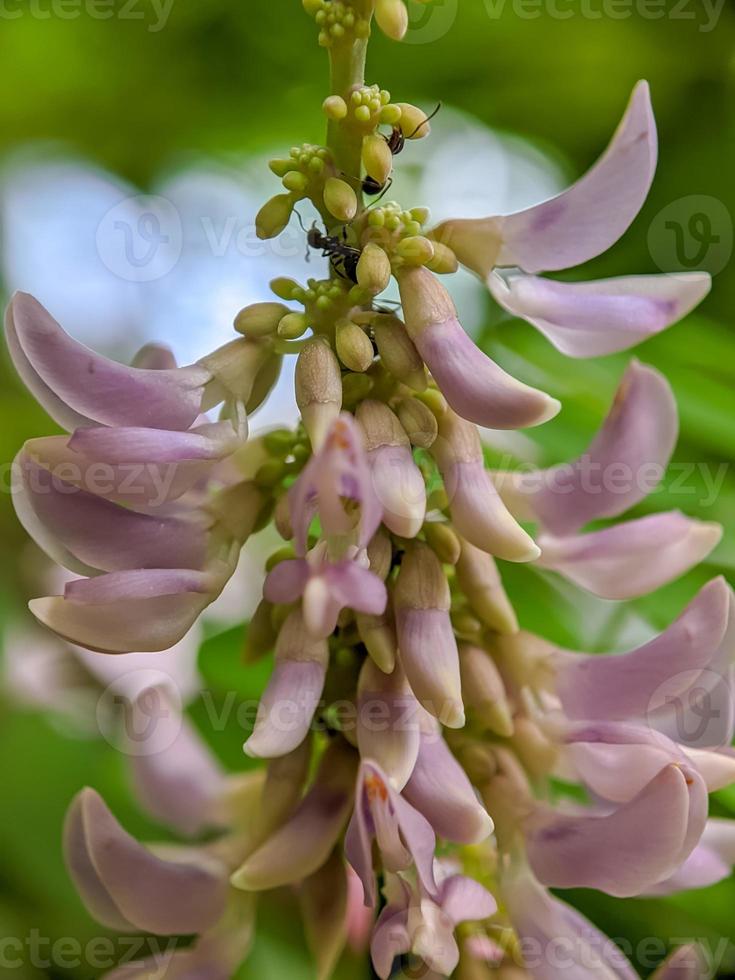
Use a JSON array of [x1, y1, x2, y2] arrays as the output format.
[[324, 177, 358, 222], [459, 643, 514, 737], [342, 372, 374, 405], [336, 320, 374, 373], [356, 608, 397, 673], [268, 158, 293, 178], [323, 95, 348, 120], [270, 276, 301, 301], [247, 352, 283, 414], [394, 540, 450, 612], [424, 522, 461, 565], [456, 538, 519, 635], [362, 133, 393, 185], [396, 397, 438, 448], [356, 242, 392, 295], [367, 527, 394, 580], [274, 493, 293, 541], [282, 171, 309, 194], [295, 338, 342, 450], [244, 599, 277, 663], [375, 0, 408, 39], [373, 314, 427, 391], [256, 193, 294, 240], [234, 302, 290, 339], [426, 240, 459, 274], [509, 717, 557, 779], [396, 102, 432, 138], [355, 398, 407, 452], [396, 235, 435, 266], [277, 311, 309, 339]]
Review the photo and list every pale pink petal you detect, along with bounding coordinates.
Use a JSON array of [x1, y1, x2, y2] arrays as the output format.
[[439, 874, 497, 925], [326, 561, 388, 616], [263, 559, 309, 604], [395, 608, 464, 729], [369, 444, 426, 539], [357, 659, 421, 791], [371, 906, 411, 979]]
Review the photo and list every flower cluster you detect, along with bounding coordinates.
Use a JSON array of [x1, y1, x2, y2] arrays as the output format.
[[7, 1, 733, 978]]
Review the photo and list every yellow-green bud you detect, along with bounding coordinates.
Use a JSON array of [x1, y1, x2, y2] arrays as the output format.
[[356, 242, 392, 295], [459, 643, 515, 737], [295, 338, 342, 450], [324, 177, 358, 222], [270, 277, 301, 301], [373, 314, 427, 391], [410, 206, 430, 225], [274, 492, 293, 541], [396, 397, 438, 448], [455, 538, 519, 635], [396, 235, 435, 266], [367, 527, 393, 580], [234, 302, 290, 339], [375, 0, 408, 40], [397, 102, 432, 139], [323, 95, 348, 120], [341, 371, 374, 405], [244, 599, 277, 664], [269, 158, 294, 178], [256, 193, 294, 240], [362, 133, 393, 186], [282, 171, 308, 194], [424, 521, 461, 565], [356, 610, 397, 674], [426, 240, 459, 274], [302, 0, 321, 14], [336, 320, 374, 373], [277, 312, 309, 339], [380, 103, 402, 126], [247, 352, 283, 414]]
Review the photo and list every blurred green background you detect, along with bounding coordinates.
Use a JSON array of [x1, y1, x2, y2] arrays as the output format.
[[1, 0, 735, 977]]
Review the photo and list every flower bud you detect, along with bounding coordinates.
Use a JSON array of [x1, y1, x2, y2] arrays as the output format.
[[396, 235, 435, 266], [424, 521, 461, 565], [367, 527, 393, 580], [256, 193, 294, 240], [268, 158, 293, 178], [356, 242, 392, 295], [455, 537, 518, 635], [234, 302, 290, 339], [247, 352, 283, 414], [274, 493, 293, 541], [324, 177, 358, 222], [459, 643, 514, 737], [356, 608, 397, 674], [244, 599, 277, 664], [375, 0, 408, 39], [336, 319, 374, 373], [323, 95, 348, 120], [396, 102, 432, 138], [295, 338, 342, 451], [277, 311, 309, 339], [270, 276, 301, 300], [357, 657, 419, 788], [426, 240, 459, 274], [508, 717, 557, 779], [373, 314, 427, 391], [282, 171, 308, 194], [396, 397, 438, 448], [341, 372, 374, 405], [362, 133, 393, 186]]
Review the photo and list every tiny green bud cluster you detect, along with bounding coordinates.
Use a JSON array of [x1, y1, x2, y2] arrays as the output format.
[[303, 0, 370, 47]]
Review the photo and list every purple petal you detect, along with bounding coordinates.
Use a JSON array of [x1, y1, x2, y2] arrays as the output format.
[[432, 81, 656, 277], [64, 788, 228, 934], [556, 577, 731, 722], [537, 512, 722, 600], [396, 608, 464, 728], [500, 360, 678, 536], [527, 764, 708, 897], [231, 739, 356, 890], [8, 292, 209, 430], [369, 444, 426, 539], [371, 906, 411, 979], [489, 272, 710, 358], [357, 659, 421, 791], [69, 420, 239, 465], [326, 561, 388, 616], [648, 818, 735, 895], [439, 874, 497, 925], [402, 733, 493, 845], [263, 559, 309, 604], [64, 568, 212, 604]]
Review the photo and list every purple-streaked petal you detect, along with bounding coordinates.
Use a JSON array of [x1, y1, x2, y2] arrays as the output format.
[[244, 610, 328, 758], [526, 764, 707, 897], [497, 361, 678, 536], [439, 875, 497, 925], [489, 272, 710, 358], [396, 608, 464, 729], [231, 739, 356, 890], [555, 578, 731, 722], [357, 658, 421, 791], [432, 82, 656, 277], [263, 559, 309, 604], [537, 512, 722, 600], [326, 561, 388, 616], [369, 444, 426, 539], [64, 788, 228, 934], [69, 420, 239, 464], [16, 453, 207, 573], [64, 568, 212, 604], [402, 733, 493, 845], [7, 292, 209, 430]]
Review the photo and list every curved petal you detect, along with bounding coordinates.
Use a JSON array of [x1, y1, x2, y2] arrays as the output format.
[[402, 733, 494, 845], [439, 875, 497, 925], [263, 559, 309, 605], [64, 788, 227, 935], [396, 609, 464, 729], [496, 360, 678, 536], [369, 444, 426, 539], [526, 764, 707, 897], [432, 81, 656, 277], [371, 906, 411, 980], [69, 421, 239, 464], [8, 292, 209, 430], [326, 561, 388, 617], [489, 272, 711, 358], [357, 659, 421, 792], [537, 512, 722, 600]]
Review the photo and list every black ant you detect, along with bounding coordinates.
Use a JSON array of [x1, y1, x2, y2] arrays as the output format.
[[297, 212, 362, 283], [361, 103, 442, 196]]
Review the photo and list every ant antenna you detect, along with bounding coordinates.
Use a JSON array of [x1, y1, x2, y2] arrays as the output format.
[[407, 102, 442, 140], [371, 177, 393, 206], [294, 208, 308, 233]]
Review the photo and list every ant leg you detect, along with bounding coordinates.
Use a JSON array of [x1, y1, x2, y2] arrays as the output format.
[[371, 178, 393, 206]]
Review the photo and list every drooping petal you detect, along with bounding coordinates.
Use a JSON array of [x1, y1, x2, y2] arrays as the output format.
[[263, 559, 310, 605], [402, 732, 494, 845], [368, 444, 426, 539], [496, 360, 678, 536], [536, 512, 722, 600], [488, 272, 710, 358], [431, 81, 656, 277], [325, 560, 388, 617], [439, 874, 497, 926], [7, 292, 209, 431], [647, 818, 735, 895], [371, 905, 411, 979], [64, 788, 228, 935], [357, 658, 421, 792], [398, 266, 559, 429], [526, 764, 708, 897], [244, 610, 328, 759], [555, 577, 731, 722], [230, 739, 356, 891]]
